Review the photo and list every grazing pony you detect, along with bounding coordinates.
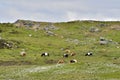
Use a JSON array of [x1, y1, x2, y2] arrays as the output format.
[[63, 53, 69, 58], [57, 59, 64, 64], [65, 49, 71, 53], [20, 50, 26, 56], [41, 52, 49, 57], [100, 37, 107, 45], [70, 52, 76, 56], [85, 52, 93, 56], [70, 59, 77, 63]]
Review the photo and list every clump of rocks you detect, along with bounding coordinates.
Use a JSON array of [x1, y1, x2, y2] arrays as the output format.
[[0, 38, 20, 49]]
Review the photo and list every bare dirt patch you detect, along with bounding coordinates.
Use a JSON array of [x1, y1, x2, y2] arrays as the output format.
[[0, 60, 32, 66]]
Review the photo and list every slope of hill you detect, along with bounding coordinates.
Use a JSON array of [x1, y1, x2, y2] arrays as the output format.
[[0, 20, 120, 80]]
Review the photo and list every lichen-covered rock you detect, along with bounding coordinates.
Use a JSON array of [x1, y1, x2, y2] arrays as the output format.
[[43, 23, 59, 31], [0, 39, 20, 49], [14, 19, 40, 31]]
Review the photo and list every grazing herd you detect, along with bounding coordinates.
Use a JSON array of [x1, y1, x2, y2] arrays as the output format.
[[18, 37, 119, 64], [19, 49, 93, 64]]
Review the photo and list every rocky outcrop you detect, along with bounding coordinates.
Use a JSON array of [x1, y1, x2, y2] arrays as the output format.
[[0, 39, 20, 49], [14, 19, 41, 30]]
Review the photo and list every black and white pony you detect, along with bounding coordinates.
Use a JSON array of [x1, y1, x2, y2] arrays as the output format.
[[85, 52, 93, 56], [41, 52, 49, 57], [100, 37, 108, 45], [63, 53, 69, 58], [70, 59, 77, 63]]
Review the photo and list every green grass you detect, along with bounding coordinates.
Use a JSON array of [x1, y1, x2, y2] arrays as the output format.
[[0, 20, 120, 80]]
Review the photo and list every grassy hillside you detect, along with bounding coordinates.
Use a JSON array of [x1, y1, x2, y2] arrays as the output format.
[[0, 20, 120, 80]]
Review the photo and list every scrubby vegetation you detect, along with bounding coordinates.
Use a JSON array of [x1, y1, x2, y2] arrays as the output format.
[[0, 20, 120, 80]]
